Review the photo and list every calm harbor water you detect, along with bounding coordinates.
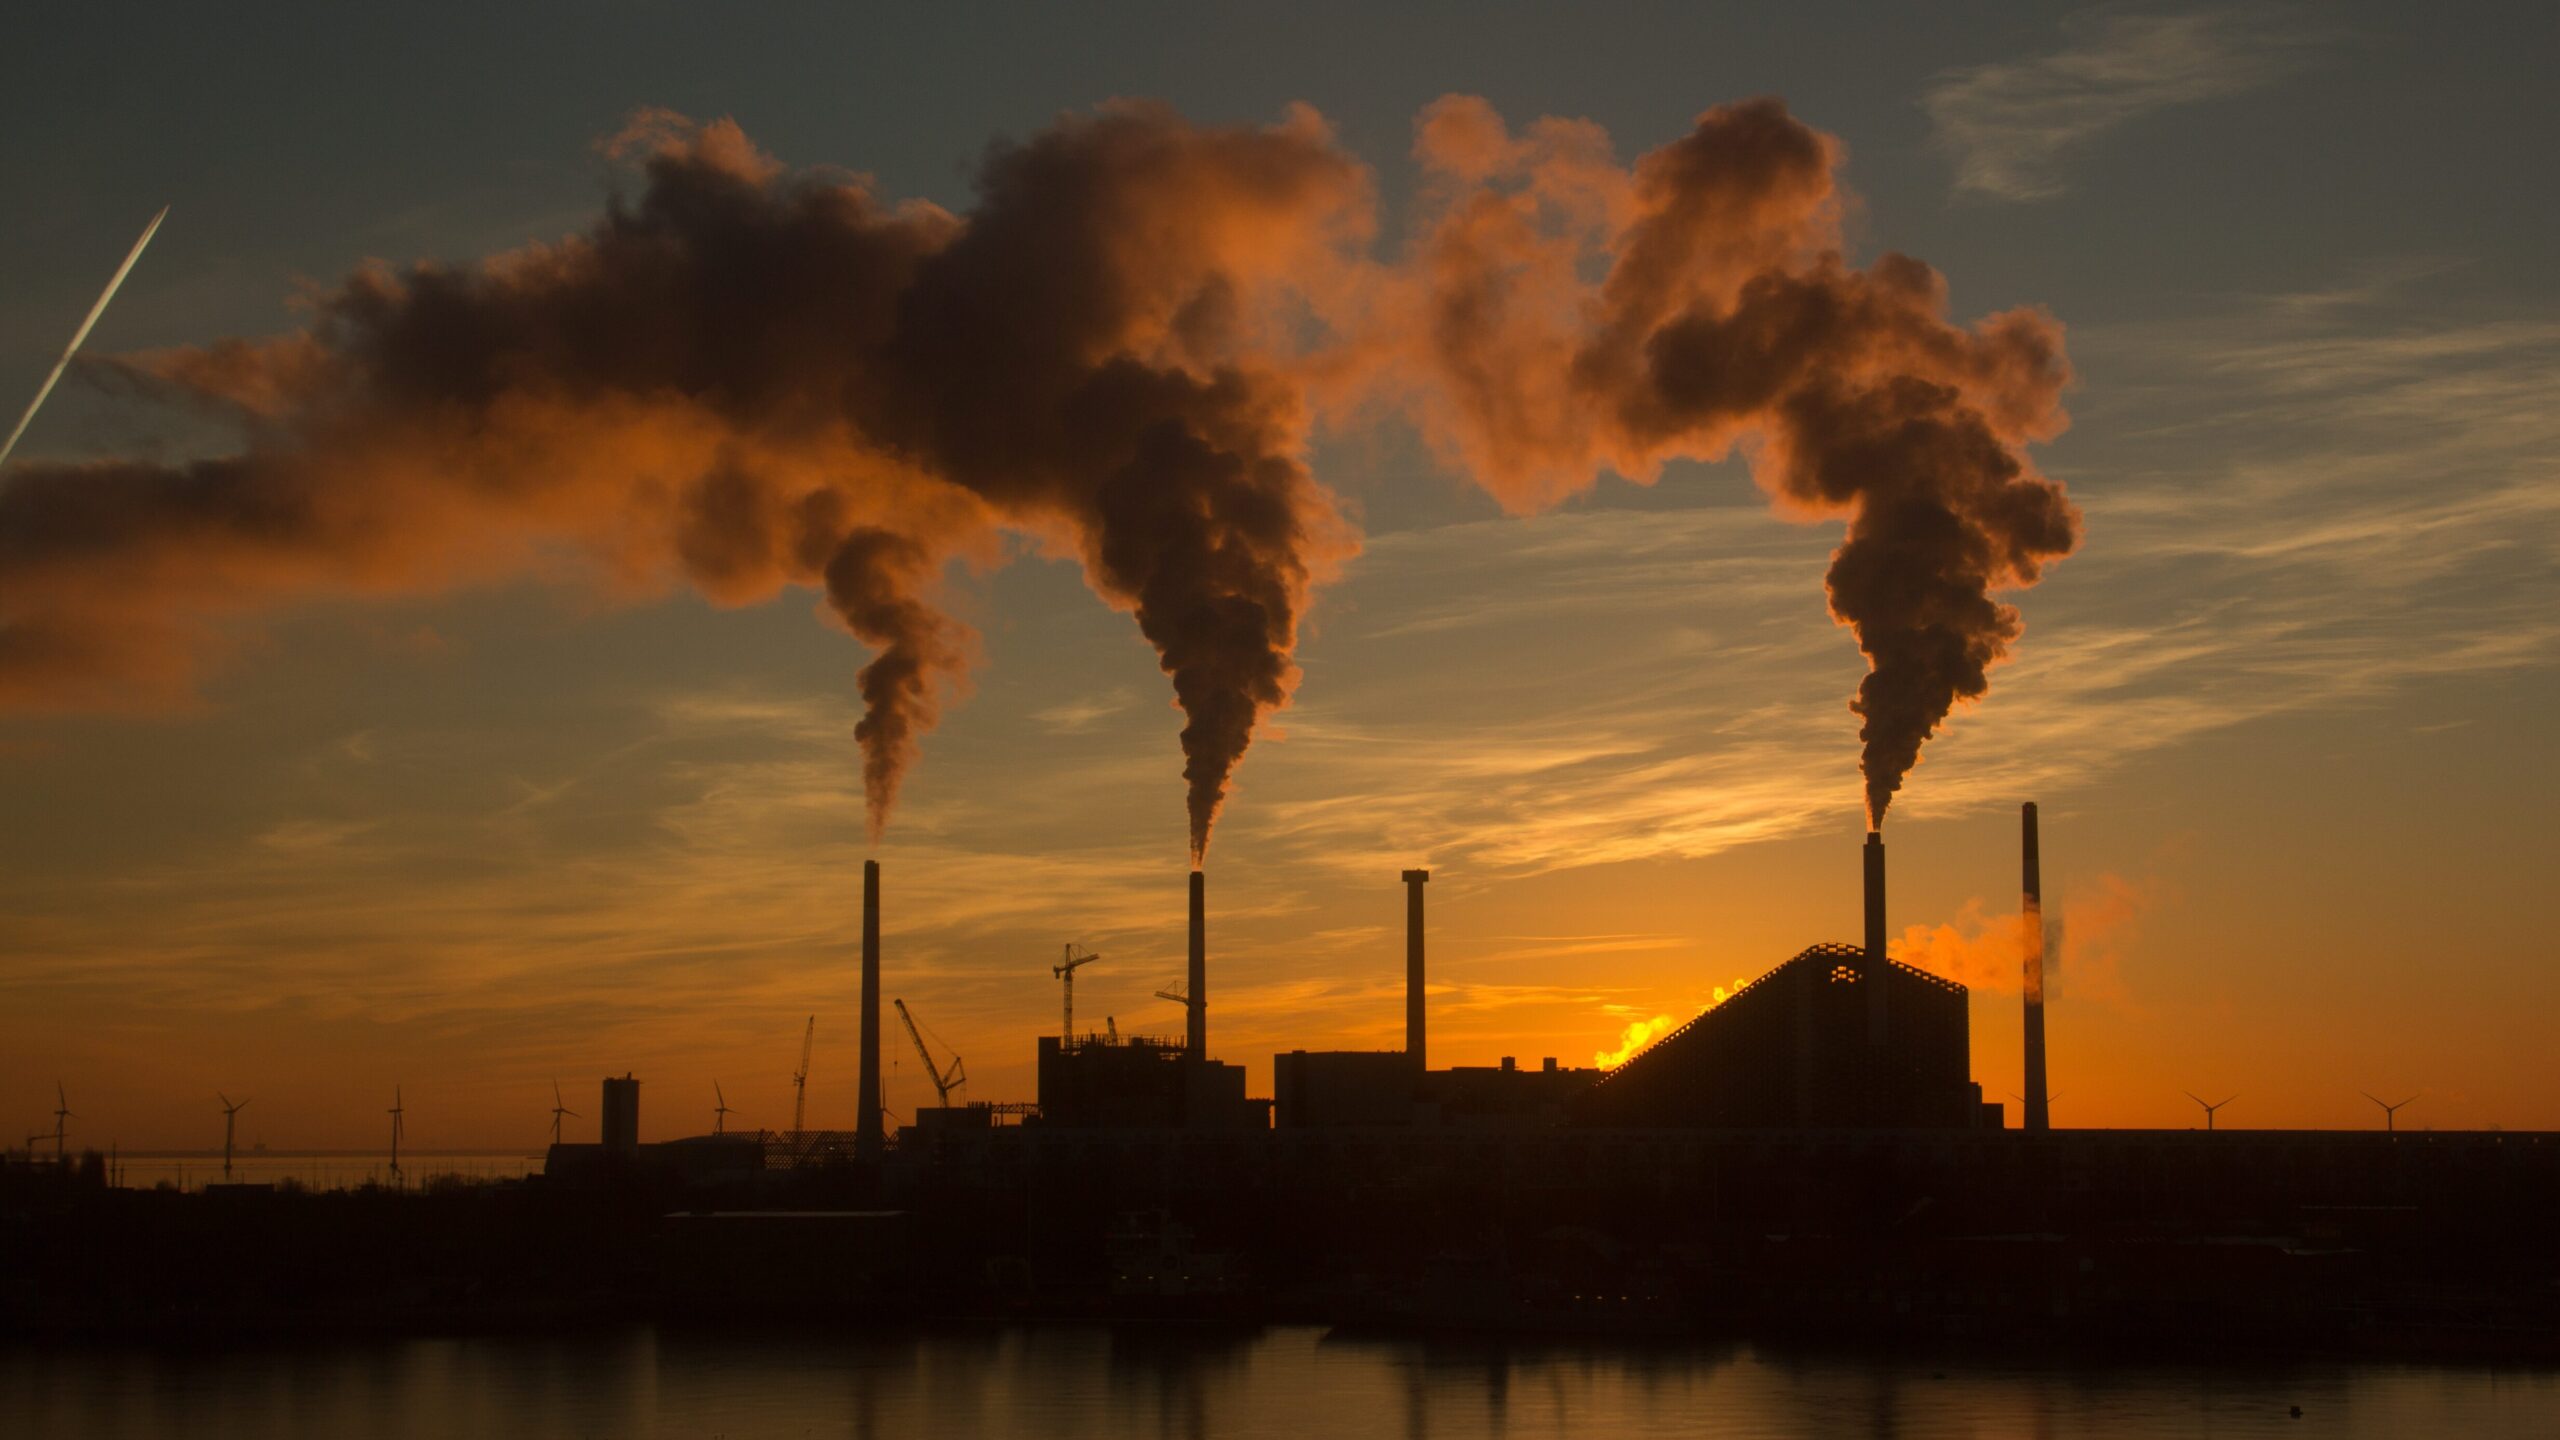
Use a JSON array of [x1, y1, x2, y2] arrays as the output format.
[[4, 1325, 2556, 1439]]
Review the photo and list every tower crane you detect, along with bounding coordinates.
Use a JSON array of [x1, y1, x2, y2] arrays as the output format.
[[791, 1015, 815, 1141], [1054, 944, 1100, 1042], [893, 999, 966, 1108]]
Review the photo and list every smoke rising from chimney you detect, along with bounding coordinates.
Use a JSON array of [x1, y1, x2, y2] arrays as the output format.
[[0, 106, 1363, 852], [1382, 96, 2081, 826], [0, 96, 2073, 843]]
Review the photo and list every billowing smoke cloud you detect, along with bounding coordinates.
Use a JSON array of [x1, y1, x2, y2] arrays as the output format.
[[1, 95, 2071, 847], [0, 105, 1365, 851], [1382, 96, 2081, 826], [856, 102, 1366, 858]]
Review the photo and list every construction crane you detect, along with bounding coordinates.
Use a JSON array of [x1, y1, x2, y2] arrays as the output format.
[[1054, 944, 1100, 1042], [893, 999, 966, 1107], [792, 1015, 816, 1141], [1156, 985, 1199, 1036]]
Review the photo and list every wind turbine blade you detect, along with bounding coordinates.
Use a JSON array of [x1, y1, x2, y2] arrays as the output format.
[[0, 205, 168, 471]]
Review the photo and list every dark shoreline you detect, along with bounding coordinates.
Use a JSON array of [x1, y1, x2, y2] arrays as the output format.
[[12, 1126, 2559, 1365]]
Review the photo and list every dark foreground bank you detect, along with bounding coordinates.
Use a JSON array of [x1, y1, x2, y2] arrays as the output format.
[[6, 1127, 2557, 1362]]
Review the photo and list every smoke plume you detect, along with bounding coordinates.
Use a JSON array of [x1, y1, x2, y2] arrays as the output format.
[[0, 105, 1365, 850], [1, 95, 2073, 845], [1384, 96, 2080, 826], [820, 527, 971, 841], [1890, 874, 2151, 1004]]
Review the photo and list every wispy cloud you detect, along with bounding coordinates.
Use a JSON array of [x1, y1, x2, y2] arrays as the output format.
[[1924, 8, 2334, 201], [1218, 269, 2560, 881], [1030, 688, 1137, 734]]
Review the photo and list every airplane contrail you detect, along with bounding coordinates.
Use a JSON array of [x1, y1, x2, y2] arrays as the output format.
[[0, 204, 170, 472]]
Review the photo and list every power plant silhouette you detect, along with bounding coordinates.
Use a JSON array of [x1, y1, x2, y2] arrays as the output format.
[[550, 804, 2058, 1173], [14, 800, 2560, 1354]]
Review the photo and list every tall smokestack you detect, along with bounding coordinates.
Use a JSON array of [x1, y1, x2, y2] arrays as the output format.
[[857, 859, 883, 1160], [1862, 831, 1888, 1045], [2022, 803, 2050, 1133], [1187, 869, 1207, 1060], [1402, 869, 1430, 1075]]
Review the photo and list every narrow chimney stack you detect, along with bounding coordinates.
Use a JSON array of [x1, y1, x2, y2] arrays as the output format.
[[1187, 869, 1207, 1060], [1863, 831, 1889, 1045], [2022, 803, 2051, 1133], [1402, 869, 1430, 1075], [857, 859, 883, 1160]]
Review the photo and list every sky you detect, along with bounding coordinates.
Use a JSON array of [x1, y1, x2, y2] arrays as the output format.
[[2, 1, 2554, 1151]]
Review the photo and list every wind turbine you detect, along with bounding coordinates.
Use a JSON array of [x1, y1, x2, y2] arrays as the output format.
[[2184, 1091, 2236, 1132], [219, 1094, 250, 1181], [36, 1082, 72, 1159], [2008, 1090, 2061, 1122], [387, 1086, 406, 1187], [713, 1082, 733, 1137], [791, 1016, 815, 1142], [549, 1080, 578, 1146], [2362, 1090, 2420, 1133]]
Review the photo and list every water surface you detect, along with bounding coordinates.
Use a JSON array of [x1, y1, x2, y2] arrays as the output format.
[[5, 1325, 2556, 1438]]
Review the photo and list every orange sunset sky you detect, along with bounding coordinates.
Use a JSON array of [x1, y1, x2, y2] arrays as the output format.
[[3, 3, 2554, 1151]]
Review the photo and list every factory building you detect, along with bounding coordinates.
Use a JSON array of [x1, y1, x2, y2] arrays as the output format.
[[1270, 868, 1606, 1130], [1029, 871, 1267, 1129], [1273, 1050, 1411, 1127], [1571, 942, 1989, 1127], [1574, 833, 1995, 1129], [1033, 1033, 1266, 1129], [1274, 1051, 1605, 1128]]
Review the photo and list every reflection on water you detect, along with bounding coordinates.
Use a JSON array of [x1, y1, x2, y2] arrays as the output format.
[[3, 1326, 2557, 1439]]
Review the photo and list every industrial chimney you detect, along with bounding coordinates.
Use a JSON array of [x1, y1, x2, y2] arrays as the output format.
[[1862, 831, 1889, 1044], [601, 1074, 640, 1157], [857, 859, 883, 1161], [1402, 869, 1430, 1076], [1187, 869, 1207, 1060], [2022, 803, 2051, 1133]]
